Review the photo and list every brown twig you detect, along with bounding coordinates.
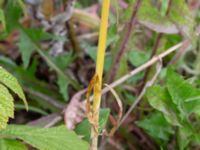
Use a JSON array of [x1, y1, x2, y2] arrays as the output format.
[[118, 60, 162, 127], [108, 0, 141, 83]]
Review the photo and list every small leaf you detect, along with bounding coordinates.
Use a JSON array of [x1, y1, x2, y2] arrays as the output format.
[[0, 139, 27, 150], [0, 84, 14, 129], [0, 125, 89, 150], [75, 108, 110, 142], [0, 66, 28, 110], [57, 75, 69, 101]]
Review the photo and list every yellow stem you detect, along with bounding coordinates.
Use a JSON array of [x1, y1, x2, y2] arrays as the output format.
[[90, 0, 110, 150], [93, 0, 110, 111]]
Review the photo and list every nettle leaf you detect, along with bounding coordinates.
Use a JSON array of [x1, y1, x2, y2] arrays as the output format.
[[0, 125, 89, 150], [167, 69, 200, 116], [75, 108, 110, 142], [0, 84, 14, 129], [0, 66, 28, 109], [0, 139, 27, 150], [146, 86, 181, 126], [136, 112, 174, 141]]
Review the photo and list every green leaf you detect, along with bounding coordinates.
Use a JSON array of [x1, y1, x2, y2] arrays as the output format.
[[57, 75, 69, 101], [127, 50, 150, 67], [0, 66, 28, 110], [0, 84, 14, 129], [136, 112, 174, 141], [75, 108, 110, 142], [5, 0, 22, 32], [0, 125, 89, 150], [18, 28, 53, 68], [18, 30, 34, 68], [146, 85, 181, 126], [167, 68, 200, 116], [137, 0, 193, 35], [0, 9, 5, 30], [177, 125, 193, 150], [0, 139, 27, 150]]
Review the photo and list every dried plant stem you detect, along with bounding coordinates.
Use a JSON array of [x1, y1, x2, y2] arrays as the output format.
[[108, 0, 141, 83], [90, 0, 110, 150]]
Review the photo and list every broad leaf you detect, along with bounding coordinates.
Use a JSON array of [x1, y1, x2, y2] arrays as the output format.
[[0, 125, 89, 150], [0, 84, 14, 129], [136, 112, 174, 141], [177, 125, 193, 150], [0, 139, 27, 150], [167, 69, 200, 116], [0, 66, 28, 109], [146, 85, 181, 126]]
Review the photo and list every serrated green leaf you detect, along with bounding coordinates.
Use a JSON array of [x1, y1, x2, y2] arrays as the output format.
[[167, 68, 200, 116], [136, 112, 174, 141], [0, 84, 14, 129], [0, 66, 28, 110], [0, 125, 89, 150], [146, 85, 181, 126], [0, 139, 27, 150]]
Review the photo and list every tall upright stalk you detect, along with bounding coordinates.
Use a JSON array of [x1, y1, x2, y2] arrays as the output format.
[[89, 0, 110, 150]]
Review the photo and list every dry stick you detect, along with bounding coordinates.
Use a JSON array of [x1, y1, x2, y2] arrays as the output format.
[[49, 41, 184, 128], [118, 60, 162, 128], [79, 41, 184, 104], [100, 41, 184, 96], [108, 0, 141, 83]]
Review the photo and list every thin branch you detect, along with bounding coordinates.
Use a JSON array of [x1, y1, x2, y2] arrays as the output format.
[[118, 61, 162, 127], [108, 0, 141, 83], [61, 41, 184, 128]]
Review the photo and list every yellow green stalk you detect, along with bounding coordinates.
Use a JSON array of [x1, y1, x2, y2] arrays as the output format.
[[86, 0, 110, 149]]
